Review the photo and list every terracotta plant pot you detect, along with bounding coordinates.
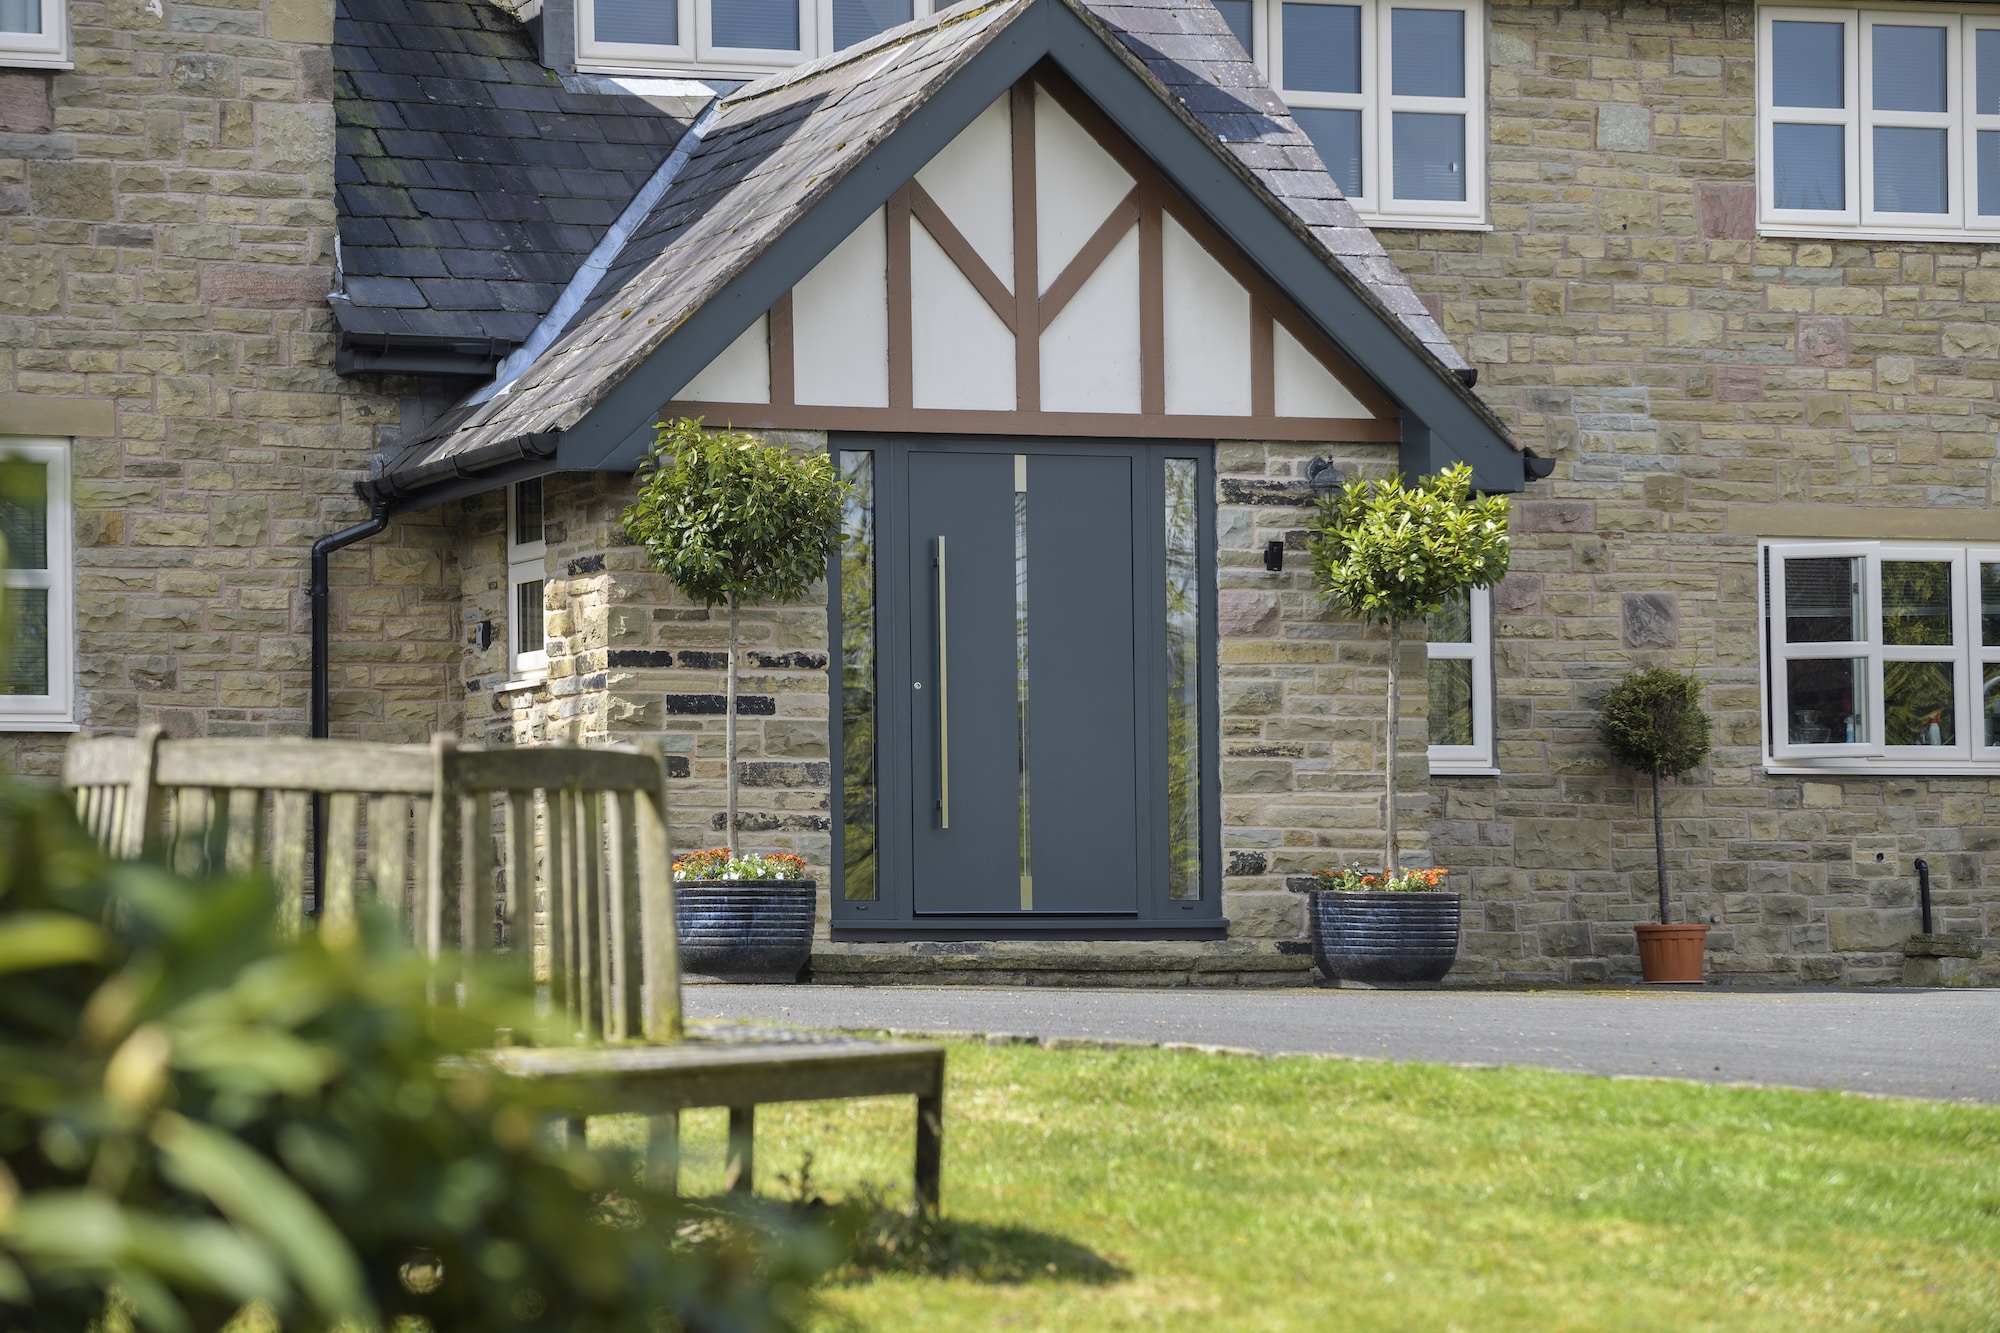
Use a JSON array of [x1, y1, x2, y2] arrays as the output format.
[[1635, 922, 1708, 984], [674, 880, 816, 983]]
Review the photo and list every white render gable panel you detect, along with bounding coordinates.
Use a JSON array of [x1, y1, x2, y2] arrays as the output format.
[[915, 95, 1014, 289], [793, 208, 889, 408], [663, 74, 1394, 442], [1161, 214, 1250, 417], [678, 312, 770, 404], [912, 222, 1016, 410]]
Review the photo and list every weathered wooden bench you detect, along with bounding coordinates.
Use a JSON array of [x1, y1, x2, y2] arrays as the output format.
[[63, 728, 943, 1211]]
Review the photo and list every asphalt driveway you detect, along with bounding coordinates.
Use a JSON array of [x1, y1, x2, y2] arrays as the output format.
[[687, 984, 2000, 1103]]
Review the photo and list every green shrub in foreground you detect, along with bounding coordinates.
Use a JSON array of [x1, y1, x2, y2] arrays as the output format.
[[0, 782, 834, 1331]]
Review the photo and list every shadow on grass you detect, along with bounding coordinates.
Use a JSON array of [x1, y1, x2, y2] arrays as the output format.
[[830, 1203, 1128, 1287]]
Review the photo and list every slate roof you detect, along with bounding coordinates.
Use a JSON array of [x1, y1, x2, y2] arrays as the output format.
[[369, 0, 1502, 494], [332, 0, 691, 354]]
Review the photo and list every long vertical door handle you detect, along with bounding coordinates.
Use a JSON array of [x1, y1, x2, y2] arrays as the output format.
[[935, 535, 949, 828]]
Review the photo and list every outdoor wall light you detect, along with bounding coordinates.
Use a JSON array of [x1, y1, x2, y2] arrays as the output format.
[[1264, 540, 1286, 572], [1306, 455, 1345, 499], [474, 619, 495, 651]]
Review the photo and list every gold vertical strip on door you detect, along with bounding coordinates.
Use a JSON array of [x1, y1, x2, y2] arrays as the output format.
[[935, 534, 949, 829], [1015, 453, 1032, 910]]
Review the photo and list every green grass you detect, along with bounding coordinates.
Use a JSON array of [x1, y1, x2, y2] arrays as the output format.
[[608, 1042, 2000, 1330]]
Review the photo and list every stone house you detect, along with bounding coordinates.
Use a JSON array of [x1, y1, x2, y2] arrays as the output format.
[[4, 0, 1997, 985]]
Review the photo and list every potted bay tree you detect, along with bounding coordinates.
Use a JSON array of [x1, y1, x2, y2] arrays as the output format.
[[622, 419, 848, 981], [1598, 666, 1713, 984], [1305, 462, 1510, 984]]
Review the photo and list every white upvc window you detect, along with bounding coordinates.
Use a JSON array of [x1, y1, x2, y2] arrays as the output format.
[[1760, 540, 2000, 772], [0, 0, 70, 70], [508, 479, 549, 680], [1427, 584, 1494, 773], [1758, 5, 2000, 240], [1255, 0, 1487, 229], [578, 0, 930, 76], [0, 438, 75, 731]]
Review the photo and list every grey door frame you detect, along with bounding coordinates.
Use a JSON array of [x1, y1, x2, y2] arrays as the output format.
[[829, 433, 1224, 940]]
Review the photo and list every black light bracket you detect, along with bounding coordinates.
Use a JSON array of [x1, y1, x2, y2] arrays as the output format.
[[1263, 539, 1285, 572]]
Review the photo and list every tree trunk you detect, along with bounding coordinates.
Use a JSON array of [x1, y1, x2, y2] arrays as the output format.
[[1652, 768, 1668, 925], [726, 595, 739, 851], [1385, 617, 1401, 876]]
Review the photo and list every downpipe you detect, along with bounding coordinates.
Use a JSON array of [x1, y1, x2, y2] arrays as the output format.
[[308, 501, 390, 910]]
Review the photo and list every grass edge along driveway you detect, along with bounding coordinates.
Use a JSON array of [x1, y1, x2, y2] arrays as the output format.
[[633, 1039, 2000, 1331]]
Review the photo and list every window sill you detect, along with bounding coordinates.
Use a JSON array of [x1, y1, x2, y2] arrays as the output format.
[[0, 717, 80, 733], [1358, 216, 1491, 233], [1758, 223, 2000, 245], [496, 676, 548, 694], [1428, 762, 1499, 777], [1764, 759, 2000, 778], [576, 57, 780, 80]]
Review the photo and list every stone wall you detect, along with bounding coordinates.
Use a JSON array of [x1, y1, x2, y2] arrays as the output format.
[[1378, 0, 2000, 984], [0, 0, 460, 778]]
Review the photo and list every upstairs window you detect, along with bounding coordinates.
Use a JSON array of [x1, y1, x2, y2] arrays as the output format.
[[508, 479, 548, 681], [0, 438, 75, 732], [1250, 0, 1487, 228], [1759, 7, 2000, 239], [0, 0, 68, 69], [579, 0, 935, 74], [1761, 541, 2000, 771]]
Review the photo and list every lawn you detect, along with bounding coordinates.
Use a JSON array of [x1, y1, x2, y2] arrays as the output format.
[[618, 1038, 2000, 1330]]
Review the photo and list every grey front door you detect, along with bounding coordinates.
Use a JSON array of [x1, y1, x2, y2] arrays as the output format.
[[906, 446, 1144, 915]]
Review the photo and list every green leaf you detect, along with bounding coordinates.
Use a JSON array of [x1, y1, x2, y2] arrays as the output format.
[[0, 913, 107, 973]]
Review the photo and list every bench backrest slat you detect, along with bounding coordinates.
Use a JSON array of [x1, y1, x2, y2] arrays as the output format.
[[62, 732, 682, 1044]]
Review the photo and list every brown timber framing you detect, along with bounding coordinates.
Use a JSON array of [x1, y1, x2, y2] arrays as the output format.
[[663, 69, 1398, 443]]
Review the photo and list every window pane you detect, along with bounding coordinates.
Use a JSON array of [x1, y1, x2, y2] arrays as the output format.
[[1784, 555, 1861, 642], [1392, 111, 1466, 201], [0, 586, 47, 696], [0, 460, 48, 571], [1882, 560, 1953, 646], [1786, 657, 1867, 745], [513, 478, 543, 549], [1295, 107, 1362, 198], [1428, 658, 1473, 747], [1215, 0, 1252, 53], [832, 0, 909, 49], [596, 0, 677, 44], [838, 451, 877, 902], [1980, 30, 2000, 114], [1872, 25, 1946, 113], [516, 579, 544, 655], [1772, 20, 1845, 109], [1281, 4, 1361, 94], [0, 0, 40, 33], [1428, 588, 1471, 643], [1873, 127, 1948, 214], [1392, 7, 1463, 98], [1165, 458, 1202, 902], [1885, 661, 1955, 746], [1773, 123, 1846, 210], [1980, 131, 2000, 215], [712, 0, 797, 49], [1982, 564, 2000, 645], [1985, 663, 2000, 745]]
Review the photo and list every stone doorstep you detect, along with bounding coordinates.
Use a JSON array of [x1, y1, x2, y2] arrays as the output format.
[[1903, 933, 1984, 960], [801, 939, 1318, 988]]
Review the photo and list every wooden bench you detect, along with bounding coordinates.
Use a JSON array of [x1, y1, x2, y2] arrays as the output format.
[[63, 728, 944, 1211]]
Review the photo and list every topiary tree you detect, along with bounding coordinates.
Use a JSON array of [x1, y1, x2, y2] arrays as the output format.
[[622, 420, 850, 845], [1598, 667, 1712, 925], [1310, 463, 1510, 875]]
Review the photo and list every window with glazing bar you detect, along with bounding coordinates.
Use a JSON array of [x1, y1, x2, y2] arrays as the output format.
[[0, 0, 69, 68], [1426, 584, 1493, 773], [508, 479, 548, 680], [578, 0, 932, 75], [0, 438, 74, 731]]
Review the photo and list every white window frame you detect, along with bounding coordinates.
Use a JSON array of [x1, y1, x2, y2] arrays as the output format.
[[579, 0, 928, 78], [1760, 539, 2000, 773], [507, 480, 549, 682], [1427, 584, 1495, 774], [1757, 4, 2000, 240], [1259, 0, 1488, 230], [0, 438, 76, 732], [0, 0, 71, 70]]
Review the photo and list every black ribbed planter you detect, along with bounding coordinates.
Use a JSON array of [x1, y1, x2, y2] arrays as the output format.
[[1307, 891, 1461, 984], [674, 881, 817, 983]]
